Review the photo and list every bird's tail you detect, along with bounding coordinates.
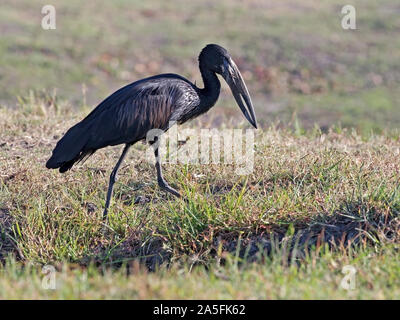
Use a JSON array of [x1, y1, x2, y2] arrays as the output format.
[[46, 122, 92, 173]]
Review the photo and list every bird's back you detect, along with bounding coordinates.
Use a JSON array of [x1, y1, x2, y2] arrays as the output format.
[[46, 74, 200, 172]]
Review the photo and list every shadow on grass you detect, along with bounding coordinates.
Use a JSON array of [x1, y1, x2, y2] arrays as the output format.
[[220, 205, 398, 265], [85, 201, 399, 270], [0, 208, 17, 261], [0, 200, 398, 271]]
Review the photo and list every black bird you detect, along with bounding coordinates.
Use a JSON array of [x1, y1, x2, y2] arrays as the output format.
[[46, 44, 257, 219]]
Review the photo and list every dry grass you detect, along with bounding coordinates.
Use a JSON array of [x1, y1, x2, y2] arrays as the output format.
[[1, 98, 399, 270], [1, 0, 400, 133], [0, 98, 399, 298], [1, 0, 399, 299]]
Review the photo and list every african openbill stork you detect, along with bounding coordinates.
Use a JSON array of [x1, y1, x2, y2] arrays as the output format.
[[46, 44, 257, 219]]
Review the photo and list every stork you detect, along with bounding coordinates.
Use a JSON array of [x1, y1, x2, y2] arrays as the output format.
[[46, 44, 257, 219]]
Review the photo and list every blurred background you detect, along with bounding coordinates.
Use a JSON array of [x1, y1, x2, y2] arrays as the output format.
[[1, 0, 399, 135]]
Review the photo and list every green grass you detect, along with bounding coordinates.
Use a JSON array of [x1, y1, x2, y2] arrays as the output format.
[[1, 0, 399, 299], [0, 0, 399, 133], [1, 245, 399, 299], [0, 98, 399, 299]]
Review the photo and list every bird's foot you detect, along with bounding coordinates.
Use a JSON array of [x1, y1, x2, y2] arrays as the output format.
[[164, 185, 182, 198], [163, 185, 190, 204], [102, 208, 109, 221], [158, 179, 182, 198]]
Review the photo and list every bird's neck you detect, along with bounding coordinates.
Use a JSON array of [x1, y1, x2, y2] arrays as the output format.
[[198, 64, 221, 110]]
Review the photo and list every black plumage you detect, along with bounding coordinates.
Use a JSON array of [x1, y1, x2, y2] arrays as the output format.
[[46, 44, 257, 219]]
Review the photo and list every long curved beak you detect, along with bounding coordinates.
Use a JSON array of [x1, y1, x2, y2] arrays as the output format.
[[222, 58, 258, 129]]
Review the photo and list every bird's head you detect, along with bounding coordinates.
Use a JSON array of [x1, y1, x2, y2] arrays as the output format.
[[199, 44, 258, 129]]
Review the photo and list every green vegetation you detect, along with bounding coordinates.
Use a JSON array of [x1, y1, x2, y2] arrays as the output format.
[[0, 101, 399, 298], [0, 0, 399, 299], [0, 0, 399, 133], [1, 246, 398, 299]]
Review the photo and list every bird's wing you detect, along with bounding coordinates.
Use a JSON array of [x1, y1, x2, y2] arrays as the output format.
[[80, 75, 199, 150]]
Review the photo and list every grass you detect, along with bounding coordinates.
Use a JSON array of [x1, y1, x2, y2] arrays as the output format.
[[0, 97, 399, 299], [1, 246, 398, 299], [0, 0, 399, 133], [1, 0, 399, 299]]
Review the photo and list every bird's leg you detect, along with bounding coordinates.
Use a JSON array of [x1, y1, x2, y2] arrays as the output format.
[[154, 147, 181, 198], [103, 143, 131, 220]]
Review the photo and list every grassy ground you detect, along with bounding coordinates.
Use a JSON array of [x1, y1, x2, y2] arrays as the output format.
[[1, 246, 398, 299], [0, 100, 399, 299], [0, 0, 399, 299], [1, 0, 399, 134]]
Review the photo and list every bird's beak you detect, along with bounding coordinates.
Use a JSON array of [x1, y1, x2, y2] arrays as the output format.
[[222, 58, 257, 129]]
